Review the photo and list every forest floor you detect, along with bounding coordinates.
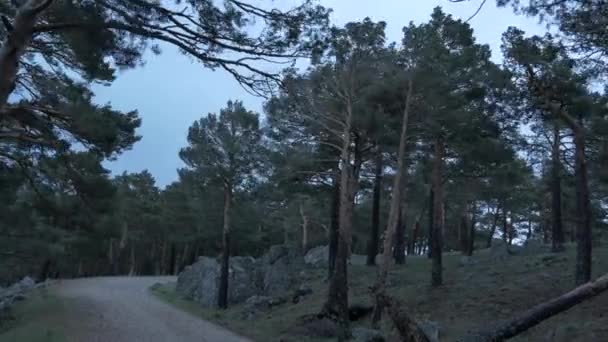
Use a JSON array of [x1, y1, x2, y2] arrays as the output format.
[[0, 276, 249, 342], [151, 242, 608, 341]]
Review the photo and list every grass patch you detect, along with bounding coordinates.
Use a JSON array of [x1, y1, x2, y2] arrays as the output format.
[[151, 244, 608, 341], [0, 286, 67, 342]]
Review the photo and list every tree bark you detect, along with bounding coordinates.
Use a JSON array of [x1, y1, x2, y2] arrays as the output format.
[[169, 244, 176, 275], [551, 123, 565, 252], [462, 273, 608, 342], [574, 127, 592, 285], [323, 99, 355, 341], [502, 209, 509, 243], [300, 202, 309, 253], [372, 77, 413, 327], [393, 204, 406, 264], [427, 188, 434, 258], [377, 292, 433, 342], [328, 169, 340, 278], [0, 0, 53, 109], [408, 220, 420, 256], [466, 202, 476, 256], [366, 146, 383, 266], [431, 135, 445, 287], [218, 185, 232, 309], [128, 243, 136, 276]]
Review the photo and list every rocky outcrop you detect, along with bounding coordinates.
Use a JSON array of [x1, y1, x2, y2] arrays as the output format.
[[303, 245, 328, 268], [0, 276, 38, 311], [260, 245, 303, 294], [176, 245, 305, 308], [176, 256, 258, 307]]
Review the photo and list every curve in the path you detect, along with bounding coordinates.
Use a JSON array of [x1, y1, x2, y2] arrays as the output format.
[[55, 276, 251, 342]]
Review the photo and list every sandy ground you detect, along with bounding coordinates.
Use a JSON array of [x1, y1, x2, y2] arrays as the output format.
[[54, 276, 251, 342]]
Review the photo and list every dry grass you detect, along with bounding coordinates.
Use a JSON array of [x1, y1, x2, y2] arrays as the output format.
[[0, 286, 67, 342]]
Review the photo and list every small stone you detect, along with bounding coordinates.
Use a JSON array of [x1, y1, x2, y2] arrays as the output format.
[[420, 321, 440, 342]]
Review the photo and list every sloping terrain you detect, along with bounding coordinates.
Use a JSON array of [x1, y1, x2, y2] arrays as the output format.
[[153, 243, 608, 341]]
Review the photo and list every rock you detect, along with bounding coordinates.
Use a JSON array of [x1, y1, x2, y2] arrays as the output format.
[[13, 294, 26, 302], [292, 285, 313, 303], [304, 245, 328, 268], [229, 256, 260, 303], [245, 295, 274, 311], [459, 256, 478, 267], [420, 320, 440, 342], [352, 327, 385, 342], [12, 276, 35, 291], [176, 257, 220, 307], [261, 245, 302, 295], [176, 256, 258, 307]]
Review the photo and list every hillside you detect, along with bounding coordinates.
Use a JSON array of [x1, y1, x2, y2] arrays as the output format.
[[152, 243, 608, 341]]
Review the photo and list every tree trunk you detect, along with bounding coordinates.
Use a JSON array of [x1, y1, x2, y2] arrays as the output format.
[[0, 0, 53, 108], [160, 240, 167, 275], [372, 77, 413, 328], [427, 188, 434, 258], [323, 101, 354, 341], [459, 203, 469, 255], [328, 169, 340, 278], [218, 185, 232, 309], [487, 205, 500, 248], [300, 202, 309, 254], [377, 292, 433, 342], [128, 243, 136, 276], [393, 204, 406, 264], [38, 258, 52, 281], [108, 238, 115, 275], [462, 273, 608, 342], [366, 146, 383, 266], [574, 128, 592, 285], [408, 220, 420, 256], [502, 209, 509, 243], [431, 135, 445, 287], [551, 123, 565, 252], [508, 212, 515, 246], [537, 91, 593, 285], [466, 202, 476, 256], [169, 244, 176, 276]]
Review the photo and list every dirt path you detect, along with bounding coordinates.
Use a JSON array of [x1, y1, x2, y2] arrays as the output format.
[[54, 276, 250, 342]]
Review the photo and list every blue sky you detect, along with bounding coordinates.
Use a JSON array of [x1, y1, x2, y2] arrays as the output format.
[[95, 0, 546, 187]]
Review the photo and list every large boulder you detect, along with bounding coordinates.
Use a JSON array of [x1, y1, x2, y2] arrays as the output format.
[[177, 244, 306, 307], [0, 276, 37, 311], [304, 245, 328, 268], [176, 256, 259, 307], [260, 245, 303, 295]]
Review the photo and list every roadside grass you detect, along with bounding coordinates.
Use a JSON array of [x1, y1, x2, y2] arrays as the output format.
[[0, 286, 67, 342], [151, 244, 608, 341]]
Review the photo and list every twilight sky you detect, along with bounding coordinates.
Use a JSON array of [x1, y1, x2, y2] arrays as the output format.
[[94, 0, 546, 187]]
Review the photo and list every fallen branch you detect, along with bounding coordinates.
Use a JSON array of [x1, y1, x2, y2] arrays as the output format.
[[377, 292, 433, 342], [461, 273, 608, 341]]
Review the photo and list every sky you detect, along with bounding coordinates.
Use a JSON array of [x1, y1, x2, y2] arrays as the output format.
[[94, 0, 547, 188]]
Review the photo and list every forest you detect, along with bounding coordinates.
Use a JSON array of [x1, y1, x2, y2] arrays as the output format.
[[1, 0, 608, 341]]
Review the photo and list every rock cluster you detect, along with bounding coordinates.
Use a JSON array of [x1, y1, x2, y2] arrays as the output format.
[[176, 245, 305, 307], [0, 276, 39, 313]]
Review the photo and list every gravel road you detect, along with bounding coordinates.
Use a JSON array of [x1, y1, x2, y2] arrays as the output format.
[[54, 276, 251, 342]]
